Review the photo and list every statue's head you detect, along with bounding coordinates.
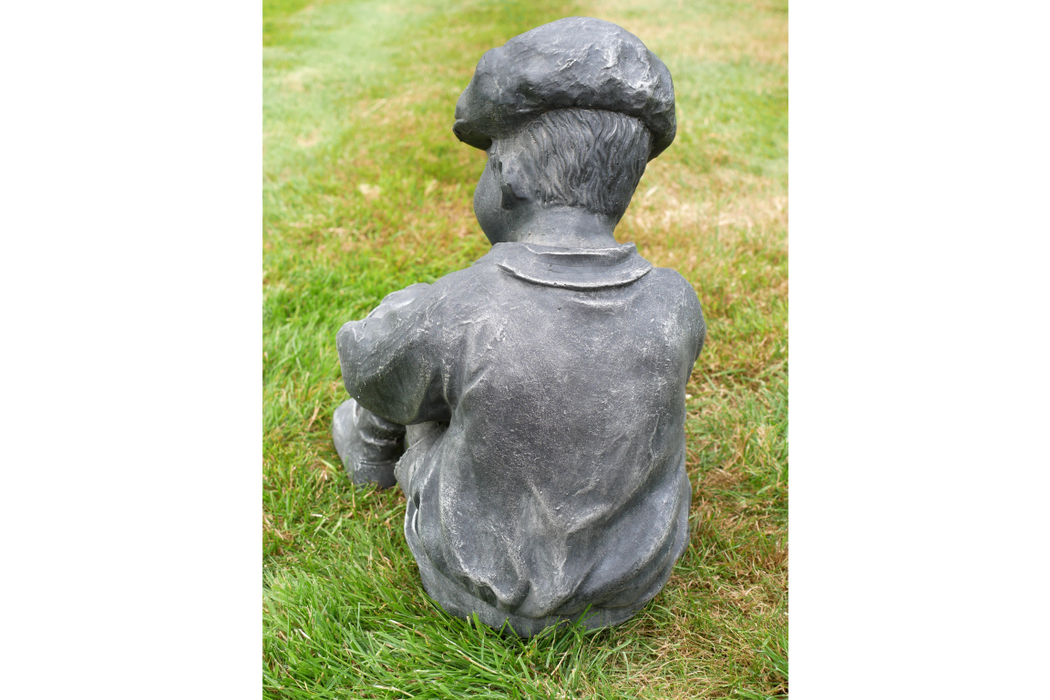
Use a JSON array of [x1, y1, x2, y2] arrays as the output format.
[[453, 17, 676, 244]]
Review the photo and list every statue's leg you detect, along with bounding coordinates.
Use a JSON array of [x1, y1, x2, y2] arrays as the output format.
[[331, 398, 405, 488]]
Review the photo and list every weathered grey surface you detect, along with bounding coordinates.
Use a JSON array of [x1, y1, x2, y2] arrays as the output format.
[[453, 16, 677, 160], [332, 17, 705, 637]]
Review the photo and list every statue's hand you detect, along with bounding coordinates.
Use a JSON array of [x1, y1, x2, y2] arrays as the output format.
[[331, 398, 406, 488]]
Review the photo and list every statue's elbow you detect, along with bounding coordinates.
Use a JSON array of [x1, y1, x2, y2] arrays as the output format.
[[336, 322, 363, 392]]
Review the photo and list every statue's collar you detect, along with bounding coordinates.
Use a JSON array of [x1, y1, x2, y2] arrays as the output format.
[[483, 242, 652, 290]]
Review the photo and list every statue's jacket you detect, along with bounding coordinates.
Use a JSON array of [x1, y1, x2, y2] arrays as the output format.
[[337, 241, 706, 635]]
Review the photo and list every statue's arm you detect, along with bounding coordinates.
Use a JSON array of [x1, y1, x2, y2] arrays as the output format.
[[336, 283, 451, 426]]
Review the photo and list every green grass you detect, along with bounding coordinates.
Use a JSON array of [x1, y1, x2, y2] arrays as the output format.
[[264, 0, 787, 697]]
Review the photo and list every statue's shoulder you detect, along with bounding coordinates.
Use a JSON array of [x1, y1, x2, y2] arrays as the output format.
[[644, 266, 704, 323], [648, 265, 693, 284], [411, 252, 505, 314], [432, 249, 505, 290]]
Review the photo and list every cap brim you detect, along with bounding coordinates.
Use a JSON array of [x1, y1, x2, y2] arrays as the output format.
[[452, 122, 492, 152]]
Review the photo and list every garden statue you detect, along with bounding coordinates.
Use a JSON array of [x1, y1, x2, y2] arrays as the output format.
[[332, 17, 705, 637]]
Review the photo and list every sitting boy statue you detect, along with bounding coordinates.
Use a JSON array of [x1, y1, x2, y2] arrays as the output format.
[[332, 17, 705, 637]]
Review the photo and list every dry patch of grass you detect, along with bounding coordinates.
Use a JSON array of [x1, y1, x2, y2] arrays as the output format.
[[600, 0, 788, 67]]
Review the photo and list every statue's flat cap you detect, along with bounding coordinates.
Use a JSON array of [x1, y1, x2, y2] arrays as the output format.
[[453, 17, 676, 161]]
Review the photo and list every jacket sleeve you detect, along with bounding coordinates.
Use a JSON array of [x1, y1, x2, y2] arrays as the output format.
[[336, 283, 452, 425]]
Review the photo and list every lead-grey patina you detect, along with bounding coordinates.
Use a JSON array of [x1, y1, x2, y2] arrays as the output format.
[[333, 17, 705, 637]]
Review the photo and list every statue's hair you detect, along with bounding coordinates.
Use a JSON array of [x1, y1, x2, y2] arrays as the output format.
[[489, 109, 653, 221]]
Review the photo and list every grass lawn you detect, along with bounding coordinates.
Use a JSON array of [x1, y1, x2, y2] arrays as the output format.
[[263, 0, 787, 697]]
